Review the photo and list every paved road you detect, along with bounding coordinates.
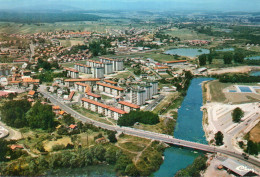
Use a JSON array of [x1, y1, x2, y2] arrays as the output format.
[[144, 95, 165, 111], [39, 86, 260, 169]]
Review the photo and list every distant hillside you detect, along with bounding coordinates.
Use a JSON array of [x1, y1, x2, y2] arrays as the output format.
[[0, 12, 102, 23]]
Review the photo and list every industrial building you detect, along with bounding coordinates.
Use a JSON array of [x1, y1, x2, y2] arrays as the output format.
[[164, 60, 187, 67]]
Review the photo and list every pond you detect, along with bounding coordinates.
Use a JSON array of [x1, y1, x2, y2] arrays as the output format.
[[250, 71, 260, 76], [245, 56, 260, 60], [165, 48, 210, 58]]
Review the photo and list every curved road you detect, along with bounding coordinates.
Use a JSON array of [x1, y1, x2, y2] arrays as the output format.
[[39, 87, 260, 169]]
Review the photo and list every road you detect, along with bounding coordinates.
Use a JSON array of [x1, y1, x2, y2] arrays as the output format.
[[29, 42, 35, 62], [39, 86, 260, 169], [144, 95, 165, 111]]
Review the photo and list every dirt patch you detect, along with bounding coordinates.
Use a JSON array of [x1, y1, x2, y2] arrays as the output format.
[[249, 122, 260, 143], [43, 137, 72, 152]]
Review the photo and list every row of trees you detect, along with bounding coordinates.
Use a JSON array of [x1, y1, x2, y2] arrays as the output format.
[[217, 73, 260, 83], [0, 100, 55, 130], [198, 51, 246, 66], [175, 155, 208, 177], [117, 110, 159, 126]]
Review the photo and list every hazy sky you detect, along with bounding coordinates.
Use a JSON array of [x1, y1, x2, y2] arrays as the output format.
[[0, 0, 259, 12]]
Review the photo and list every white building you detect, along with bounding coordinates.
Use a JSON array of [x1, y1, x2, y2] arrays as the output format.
[[92, 67, 104, 78], [150, 81, 158, 95], [118, 101, 140, 113], [96, 82, 124, 97], [81, 98, 126, 120], [130, 89, 146, 106], [65, 67, 79, 78], [104, 63, 113, 74]]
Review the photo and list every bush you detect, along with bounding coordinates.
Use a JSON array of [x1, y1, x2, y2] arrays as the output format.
[[117, 110, 159, 126]]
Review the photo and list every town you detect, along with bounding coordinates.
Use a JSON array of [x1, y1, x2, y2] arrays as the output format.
[[0, 5, 260, 177]]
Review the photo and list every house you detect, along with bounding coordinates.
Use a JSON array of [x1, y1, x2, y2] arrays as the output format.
[[10, 144, 24, 150], [69, 124, 77, 129], [28, 90, 36, 98], [118, 101, 140, 113], [52, 105, 61, 114]]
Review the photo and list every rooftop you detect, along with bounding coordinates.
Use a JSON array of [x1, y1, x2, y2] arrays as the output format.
[[118, 101, 140, 109], [97, 82, 124, 91]]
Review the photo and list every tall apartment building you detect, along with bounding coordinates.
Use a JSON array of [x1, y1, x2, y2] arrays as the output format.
[[130, 89, 146, 106], [92, 67, 104, 78], [150, 81, 158, 95], [104, 63, 113, 74]]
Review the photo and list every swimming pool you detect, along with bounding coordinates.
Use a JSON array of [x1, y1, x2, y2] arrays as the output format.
[[229, 90, 237, 92], [238, 86, 252, 93]]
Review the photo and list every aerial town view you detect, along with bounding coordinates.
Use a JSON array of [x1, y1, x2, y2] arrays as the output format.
[[0, 0, 260, 176]]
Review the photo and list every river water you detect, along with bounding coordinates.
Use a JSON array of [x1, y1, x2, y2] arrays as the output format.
[[154, 78, 214, 176]]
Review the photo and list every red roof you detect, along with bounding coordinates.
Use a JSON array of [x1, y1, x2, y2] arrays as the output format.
[[68, 91, 75, 100], [69, 124, 77, 129], [28, 90, 35, 96], [165, 60, 187, 64], [97, 82, 124, 91], [75, 63, 91, 67], [65, 78, 101, 82], [10, 144, 23, 150], [86, 92, 101, 98], [108, 107, 126, 114], [52, 105, 61, 110], [64, 67, 79, 73], [81, 98, 126, 114], [154, 66, 169, 70], [104, 79, 117, 85], [75, 82, 89, 87], [118, 101, 140, 109]]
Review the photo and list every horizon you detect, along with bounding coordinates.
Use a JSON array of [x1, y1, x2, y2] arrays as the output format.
[[0, 0, 260, 12]]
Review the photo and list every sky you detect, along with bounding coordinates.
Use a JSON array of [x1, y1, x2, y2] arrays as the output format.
[[0, 0, 259, 12]]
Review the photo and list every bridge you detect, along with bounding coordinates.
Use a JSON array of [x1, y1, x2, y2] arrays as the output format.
[[39, 87, 260, 169]]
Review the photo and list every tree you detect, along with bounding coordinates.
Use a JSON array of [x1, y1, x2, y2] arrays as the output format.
[[207, 54, 213, 64], [215, 131, 224, 146], [232, 107, 244, 123], [223, 53, 233, 64], [117, 110, 159, 127], [246, 140, 258, 155], [125, 163, 139, 176], [198, 54, 207, 66], [0, 139, 8, 161], [107, 131, 117, 143], [105, 147, 118, 164], [0, 100, 31, 128], [63, 114, 75, 126], [26, 102, 55, 130], [233, 51, 244, 63]]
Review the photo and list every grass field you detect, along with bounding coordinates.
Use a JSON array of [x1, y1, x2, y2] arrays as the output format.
[[249, 122, 260, 143], [208, 80, 231, 103], [43, 136, 72, 152], [153, 92, 178, 114], [162, 28, 212, 41]]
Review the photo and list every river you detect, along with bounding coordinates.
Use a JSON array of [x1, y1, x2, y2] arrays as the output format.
[[154, 78, 214, 176]]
